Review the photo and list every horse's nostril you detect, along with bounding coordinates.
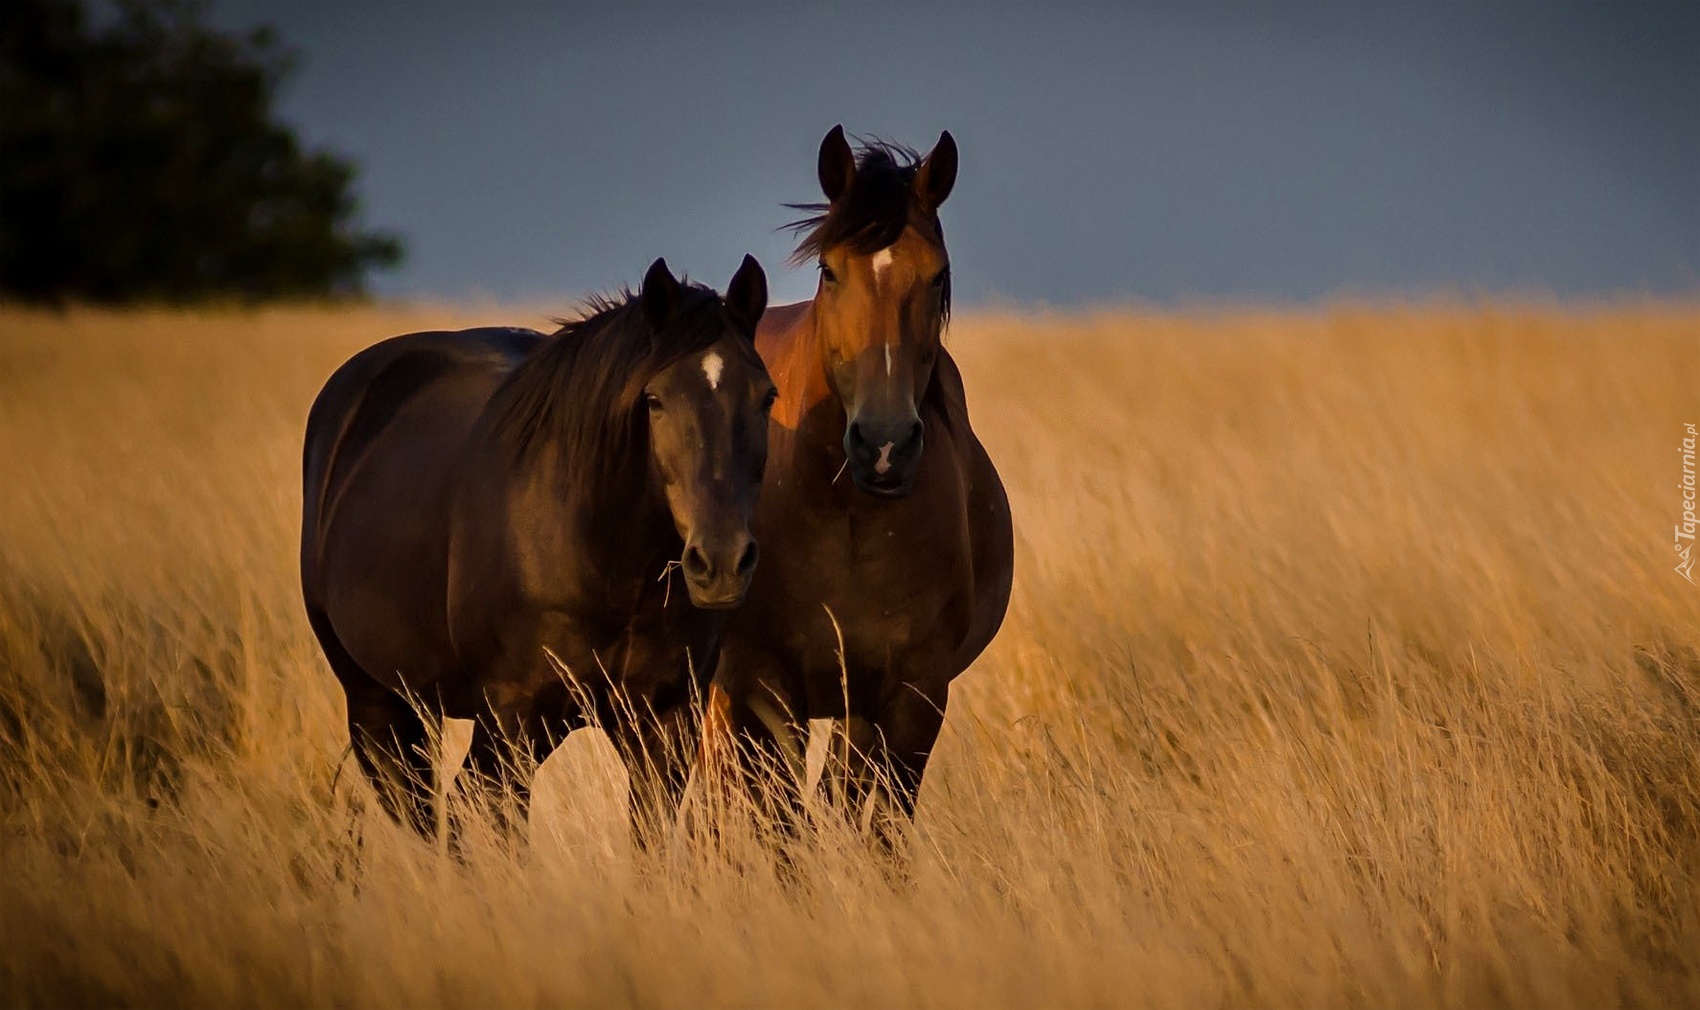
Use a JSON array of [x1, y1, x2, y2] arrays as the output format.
[[905, 420, 923, 449], [736, 540, 759, 575], [681, 544, 710, 579], [847, 421, 865, 448]]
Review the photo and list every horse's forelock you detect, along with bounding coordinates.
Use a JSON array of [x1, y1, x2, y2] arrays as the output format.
[[490, 286, 717, 471], [784, 137, 937, 268]]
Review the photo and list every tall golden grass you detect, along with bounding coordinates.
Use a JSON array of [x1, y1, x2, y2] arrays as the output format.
[[1, 300, 1698, 1008]]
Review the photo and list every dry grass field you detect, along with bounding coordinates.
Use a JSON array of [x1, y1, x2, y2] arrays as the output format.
[[1, 299, 1697, 1008]]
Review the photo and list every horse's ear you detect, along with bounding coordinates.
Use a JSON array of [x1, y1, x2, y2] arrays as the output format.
[[914, 130, 957, 210], [818, 124, 856, 204], [724, 254, 767, 340], [641, 257, 682, 332]]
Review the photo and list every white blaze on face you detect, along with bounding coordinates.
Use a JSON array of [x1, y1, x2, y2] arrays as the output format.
[[874, 441, 895, 475], [701, 351, 724, 391], [884, 340, 894, 376]]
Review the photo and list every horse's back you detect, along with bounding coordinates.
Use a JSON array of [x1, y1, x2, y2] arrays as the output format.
[[754, 301, 811, 345], [302, 327, 541, 570], [300, 327, 543, 688]]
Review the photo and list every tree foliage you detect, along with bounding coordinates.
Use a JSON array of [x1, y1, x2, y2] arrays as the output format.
[[0, 0, 402, 303]]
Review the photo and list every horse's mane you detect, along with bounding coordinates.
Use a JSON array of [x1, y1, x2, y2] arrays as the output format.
[[784, 137, 951, 321], [488, 284, 727, 482]]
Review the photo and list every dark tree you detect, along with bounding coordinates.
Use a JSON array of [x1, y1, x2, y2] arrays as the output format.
[[0, 0, 402, 304]]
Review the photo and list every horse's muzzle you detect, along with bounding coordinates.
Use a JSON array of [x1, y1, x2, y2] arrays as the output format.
[[681, 534, 759, 609], [845, 417, 924, 498]]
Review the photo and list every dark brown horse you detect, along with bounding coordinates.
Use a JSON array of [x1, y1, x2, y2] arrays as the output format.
[[301, 256, 774, 843], [700, 128, 1014, 840]]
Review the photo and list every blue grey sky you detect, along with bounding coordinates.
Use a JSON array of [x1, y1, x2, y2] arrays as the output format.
[[209, 1, 1699, 307]]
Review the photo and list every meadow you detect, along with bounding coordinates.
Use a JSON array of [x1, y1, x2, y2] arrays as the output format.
[[1, 299, 1697, 1008]]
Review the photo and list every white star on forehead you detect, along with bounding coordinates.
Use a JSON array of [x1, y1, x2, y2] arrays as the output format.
[[871, 247, 894, 277], [701, 351, 724, 390]]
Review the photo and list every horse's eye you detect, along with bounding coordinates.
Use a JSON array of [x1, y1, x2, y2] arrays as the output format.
[[760, 389, 779, 413], [930, 268, 949, 289], [819, 262, 837, 284], [645, 393, 663, 412]]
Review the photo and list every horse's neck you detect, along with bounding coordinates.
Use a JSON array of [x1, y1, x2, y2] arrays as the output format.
[[563, 454, 673, 583], [475, 444, 672, 608], [759, 300, 847, 453]]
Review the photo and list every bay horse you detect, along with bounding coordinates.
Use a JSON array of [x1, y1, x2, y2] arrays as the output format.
[[700, 127, 1014, 842], [300, 256, 775, 844]]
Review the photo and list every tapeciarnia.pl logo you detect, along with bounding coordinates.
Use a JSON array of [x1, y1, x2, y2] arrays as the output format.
[[1678, 422, 1697, 585]]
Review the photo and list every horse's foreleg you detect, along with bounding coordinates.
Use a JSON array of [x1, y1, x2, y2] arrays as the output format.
[[694, 680, 808, 845], [346, 685, 439, 840], [610, 701, 698, 851], [863, 677, 950, 852], [454, 706, 561, 853], [819, 714, 880, 824], [310, 605, 440, 839]]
